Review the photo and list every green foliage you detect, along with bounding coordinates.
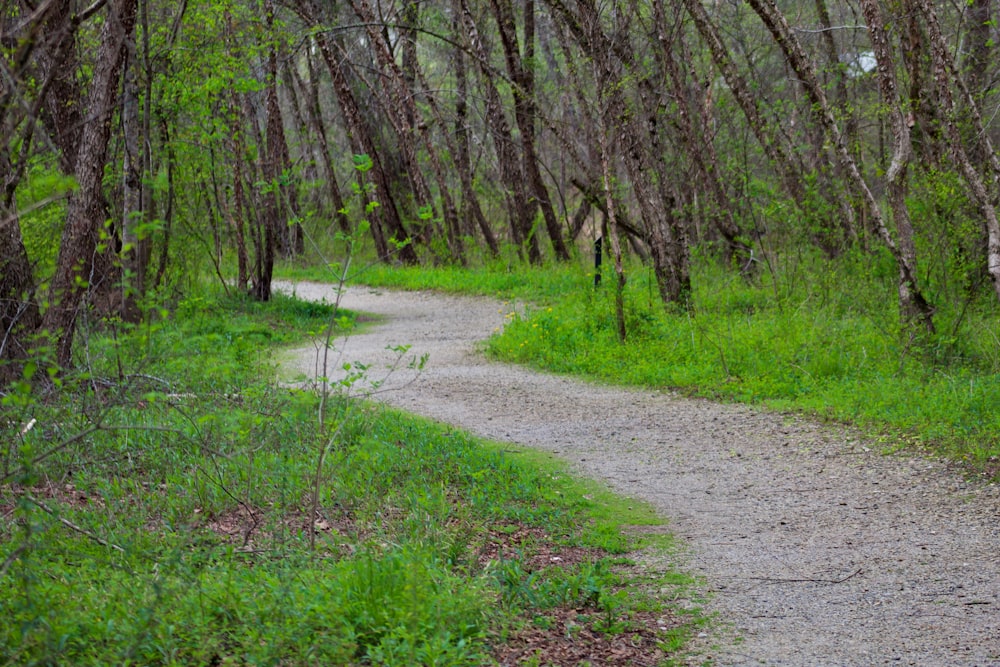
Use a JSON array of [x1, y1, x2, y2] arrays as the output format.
[[15, 162, 77, 278], [278, 258, 586, 304], [0, 290, 696, 664]]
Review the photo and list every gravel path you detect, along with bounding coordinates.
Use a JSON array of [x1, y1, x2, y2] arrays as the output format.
[[278, 281, 1000, 666]]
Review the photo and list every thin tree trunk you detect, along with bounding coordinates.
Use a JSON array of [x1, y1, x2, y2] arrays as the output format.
[[491, 0, 570, 261], [654, 0, 752, 273], [349, 0, 465, 262], [153, 118, 175, 291], [305, 12, 415, 263], [0, 179, 39, 383], [229, 98, 251, 292], [913, 0, 1000, 303], [36, 0, 83, 175], [461, 0, 541, 262], [294, 53, 351, 235], [859, 0, 927, 329], [450, 0, 499, 254], [592, 73, 626, 342], [745, 0, 935, 332], [964, 0, 993, 98], [122, 29, 143, 321], [546, 0, 690, 304]]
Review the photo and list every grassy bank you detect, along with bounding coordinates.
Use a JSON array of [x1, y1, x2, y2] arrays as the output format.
[[0, 290, 701, 665], [303, 253, 1000, 476]]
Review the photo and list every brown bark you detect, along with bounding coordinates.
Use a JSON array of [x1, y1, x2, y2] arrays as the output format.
[[35, 0, 84, 175], [654, 0, 751, 273], [546, 0, 690, 304], [898, 4, 943, 168], [681, 0, 855, 254], [0, 181, 40, 383], [254, 0, 282, 301], [461, 0, 541, 263], [964, 0, 993, 98], [42, 0, 138, 366], [293, 53, 351, 235], [859, 0, 926, 329], [122, 32, 143, 321], [229, 104, 251, 293], [745, 0, 935, 332], [303, 7, 415, 263], [913, 0, 1000, 304], [450, 0, 499, 254], [349, 0, 466, 262], [490, 0, 570, 261]]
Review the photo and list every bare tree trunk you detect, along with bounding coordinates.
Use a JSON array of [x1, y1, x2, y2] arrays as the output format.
[[745, 0, 935, 332], [152, 118, 175, 291], [229, 108, 251, 293], [654, 0, 751, 273], [253, 0, 283, 301], [546, 0, 690, 304], [859, 0, 927, 329], [461, 0, 541, 263], [349, 0, 466, 262], [36, 0, 83, 175], [305, 13, 415, 263], [491, 0, 570, 261], [0, 180, 40, 383], [293, 52, 351, 235], [681, 0, 855, 253], [964, 0, 993, 98], [898, 5, 943, 168], [42, 0, 139, 366], [913, 0, 1000, 303], [450, 0, 499, 254]]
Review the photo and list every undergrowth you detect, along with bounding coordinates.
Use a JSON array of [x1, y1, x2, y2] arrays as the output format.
[[0, 288, 699, 665]]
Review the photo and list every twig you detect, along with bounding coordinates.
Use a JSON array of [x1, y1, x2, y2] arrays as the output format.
[[747, 568, 863, 585], [24, 495, 126, 553], [0, 544, 27, 577]]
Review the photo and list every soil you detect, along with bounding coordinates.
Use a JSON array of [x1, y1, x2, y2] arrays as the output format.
[[278, 281, 1000, 666]]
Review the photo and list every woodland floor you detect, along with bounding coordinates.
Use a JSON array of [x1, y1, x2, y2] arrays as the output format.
[[279, 281, 1000, 667]]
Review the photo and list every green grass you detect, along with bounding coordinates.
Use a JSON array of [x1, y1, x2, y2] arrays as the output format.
[[310, 251, 1000, 475], [0, 287, 700, 665]]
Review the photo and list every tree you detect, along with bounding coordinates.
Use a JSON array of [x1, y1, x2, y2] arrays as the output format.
[[42, 0, 139, 365]]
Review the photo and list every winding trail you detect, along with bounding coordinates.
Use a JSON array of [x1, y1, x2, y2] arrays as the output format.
[[279, 281, 1000, 666]]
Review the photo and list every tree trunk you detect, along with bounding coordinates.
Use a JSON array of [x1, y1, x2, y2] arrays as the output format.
[[745, 0, 935, 332], [964, 0, 993, 98], [294, 52, 351, 235], [229, 105, 251, 293], [654, 0, 752, 273], [451, 0, 499, 254], [461, 0, 541, 263], [491, 0, 570, 261], [42, 0, 139, 366], [122, 32, 143, 321], [547, 0, 690, 304], [859, 0, 928, 330], [349, 0, 465, 262], [0, 177, 40, 384], [913, 0, 1000, 304], [305, 10, 416, 263], [36, 0, 83, 175]]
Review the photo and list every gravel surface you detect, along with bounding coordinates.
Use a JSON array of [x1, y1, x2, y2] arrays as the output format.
[[278, 281, 1000, 666]]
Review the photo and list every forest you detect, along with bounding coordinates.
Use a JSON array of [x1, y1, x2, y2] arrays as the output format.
[[2, 0, 1000, 663], [2, 0, 999, 374]]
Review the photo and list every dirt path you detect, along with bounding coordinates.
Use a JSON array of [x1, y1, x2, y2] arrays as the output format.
[[278, 281, 1000, 666]]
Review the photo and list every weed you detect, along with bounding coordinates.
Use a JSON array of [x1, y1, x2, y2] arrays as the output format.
[[0, 288, 698, 664]]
